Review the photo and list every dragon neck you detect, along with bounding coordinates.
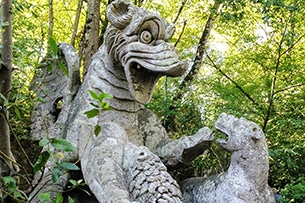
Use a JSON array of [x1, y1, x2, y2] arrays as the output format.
[[228, 142, 269, 190]]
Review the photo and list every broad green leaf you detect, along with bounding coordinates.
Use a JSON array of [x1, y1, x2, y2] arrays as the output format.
[[57, 60, 69, 77], [2, 176, 16, 192], [58, 162, 80, 171], [47, 63, 53, 72], [39, 137, 50, 147], [68, 196, 74, 203], [34, 151, 50, 173], [99, 92, 113, 100], [94, 125, 101, 136], [84, 108, 99, 118], [88, 90, 100, 101], [52, 167, 61, 183], [48, 36, 58, 56], [51, 138, 76, 152], [54, 192, 63, 203], [38, 193, 51, 202]]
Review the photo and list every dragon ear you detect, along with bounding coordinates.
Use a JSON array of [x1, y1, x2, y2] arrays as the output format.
[[107, 0, 135, 30], [250, 126, 263, 140]]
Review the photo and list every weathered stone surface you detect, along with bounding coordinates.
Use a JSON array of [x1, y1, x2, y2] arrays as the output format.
[[29, 0, 213, 202], [181, 113, 275, 203]]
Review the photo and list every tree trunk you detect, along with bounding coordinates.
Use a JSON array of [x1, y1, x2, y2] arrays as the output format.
[[82, 0, 100, 76], [163, 1, 221, 133], [0, 0, 19, 175]]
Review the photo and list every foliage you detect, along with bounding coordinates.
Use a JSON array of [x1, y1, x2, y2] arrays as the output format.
[[85, 90, 113, 136], [33, 137, 81, 203], [280, 177, 305, 202], [3, 0, 305, 199]]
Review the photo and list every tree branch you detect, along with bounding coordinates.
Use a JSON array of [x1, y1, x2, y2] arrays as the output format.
[[173, 0, 187, 24], [174, 20, 187, 47], [205, 54, 259, 107]]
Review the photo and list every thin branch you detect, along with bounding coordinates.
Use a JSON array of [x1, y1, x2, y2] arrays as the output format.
[[173, 0, 187, 24], [262, 25, 287, 131], [205, 53, 259, 107], [274, 83, 305, 95], [48, 0, 53, 39], [174, 20, 187, 47], [280, 33, 305, 56]]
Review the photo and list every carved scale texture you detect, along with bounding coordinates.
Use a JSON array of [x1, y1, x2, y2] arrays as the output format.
[[125, 149, 182, 203]]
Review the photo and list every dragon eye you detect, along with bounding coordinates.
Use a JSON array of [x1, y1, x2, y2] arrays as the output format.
[[140, 30, 153, 44]]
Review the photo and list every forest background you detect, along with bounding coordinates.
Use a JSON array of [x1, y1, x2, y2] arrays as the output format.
[[1, 0, 305, 202]]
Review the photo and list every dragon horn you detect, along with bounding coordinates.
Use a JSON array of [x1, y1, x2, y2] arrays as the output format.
[[107, 0, 135, 30]]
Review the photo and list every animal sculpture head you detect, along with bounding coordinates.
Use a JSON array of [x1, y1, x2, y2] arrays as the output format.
[[215, 113, 265, 152], [105, 0, 187, 104]]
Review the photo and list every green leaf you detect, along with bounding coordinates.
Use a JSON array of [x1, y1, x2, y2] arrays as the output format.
[[99, 92, 113, 100], [94, 125, 101, 136], [34, 151, 50, 173], [68, 196, 74, 203], [48, 36, 58, 56], [0, 93, 8, 107], [89, 102, 99, 108], [58, 162, 80, 171], [69, 179, 85, 187], [57, 60, 69, 77], [38, 193, 51, 202], [52, 167, 61, 183], [13, 106, 21, 119], [51, 138, 76, 152], [88, 90, 100, 101], [13, 190, 24, 199], [39, 137, 50, 147], [2, 176, 16, 192], [84, 108, 99, 118], [54, 192, 63, 203], [47, 63, 53, 72]]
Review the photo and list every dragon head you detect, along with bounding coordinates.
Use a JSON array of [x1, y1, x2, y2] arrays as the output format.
[[105, 0, 187, 104], [215, 113, 264, 152]]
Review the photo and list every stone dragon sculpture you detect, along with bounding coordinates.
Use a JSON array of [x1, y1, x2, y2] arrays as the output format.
[[181, 113, 275, 203], [29, 0, 213, 202]]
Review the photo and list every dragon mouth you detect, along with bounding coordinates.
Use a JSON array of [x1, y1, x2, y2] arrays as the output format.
[[126, 62, 161, 104], [123, 42, 187, 104], [214, 113, 237, 146]]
